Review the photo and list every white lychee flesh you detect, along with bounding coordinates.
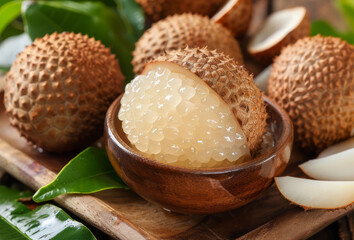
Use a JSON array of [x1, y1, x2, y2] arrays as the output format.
[[275, 176, 354, 209], [119, 64, 250, 168], [299, 149, 354, 181], [248, 7, 307, 52], [318, 137, 354, 158]]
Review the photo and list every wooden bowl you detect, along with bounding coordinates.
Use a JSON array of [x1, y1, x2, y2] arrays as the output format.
[[104, 95, 293, 214]]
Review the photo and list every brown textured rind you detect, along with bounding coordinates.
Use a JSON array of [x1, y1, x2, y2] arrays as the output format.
[[136, 0, 227, 22], [145, 47, 267, 152], [268, 36, 354, 151], [248, 7, 310, 64], [212, 0, 252, 38], [132, 13, 243, 75], [4, 32, 124, 152]]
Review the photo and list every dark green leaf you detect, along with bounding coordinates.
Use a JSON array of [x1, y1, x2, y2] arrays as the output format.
[[0, 67, 9, 73], [22, 1, 135, 80], [0, 0, 15, 8], [115, 0, 145, 41], [99, 0, 118, 7], [45, 0, 118, 7], [311, 20, 354, 44], [0, 185, 96, 240], [33, 147, 128, 203], [0, 1, 22, 36], [1, 20, 24, 40], [0, 186, 32, 202], [0, 221, 30, 240]]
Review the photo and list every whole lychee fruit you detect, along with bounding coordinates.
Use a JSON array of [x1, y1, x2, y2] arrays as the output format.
[[4, 32, 124, 152], [132, 13, 243, 75], [268, 36, 354, 151]]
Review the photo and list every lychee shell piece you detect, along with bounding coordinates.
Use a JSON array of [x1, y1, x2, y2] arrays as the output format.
[[268, 36, 354, 151], [132, 13, 243, 75], [4, 32, 125, 152], [145, 47, 267, 151], [248, 7, 310, 64], [212, 0, 252, 38], [136, 0, 227, 22]]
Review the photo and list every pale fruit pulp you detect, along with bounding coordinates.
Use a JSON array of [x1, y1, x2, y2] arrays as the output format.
[[119, 66, 250, 168]]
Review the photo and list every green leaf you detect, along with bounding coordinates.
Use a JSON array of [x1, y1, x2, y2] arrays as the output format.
[[311, 20, 354, 44], [0, 185, 96, 240], [1, 20, 24, 40], [311, 20, 342, 37], [0, 66, 9, 73], [115, 0, 145, 41], [337, 0, 354, 30], [33, 147, 128, 203], [0, 0, 15, 8], [44, 0, 118, 7], [311, 0, 354, 45], [0, 186, 32, 202], [0, 1, 22, 36], [22, 0, 135, 81], [0, 1, 24, 40]]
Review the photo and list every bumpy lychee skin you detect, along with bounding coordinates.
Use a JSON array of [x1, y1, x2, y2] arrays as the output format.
[[147, 48, 267, 152], [268, 36, 354, 151], [132, 13, 243, 75], [4, 32, 124, 152], [136, 0, 227, 22]]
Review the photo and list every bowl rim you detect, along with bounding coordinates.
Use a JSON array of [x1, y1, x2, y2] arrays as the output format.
[[105, 94, 293, 175]]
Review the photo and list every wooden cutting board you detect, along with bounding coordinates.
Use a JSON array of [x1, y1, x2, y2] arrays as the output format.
[[0, 91, 352, 240]]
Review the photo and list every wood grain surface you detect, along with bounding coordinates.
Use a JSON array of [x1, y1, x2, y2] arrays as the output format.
[[338, 212, 354, 240], [237, 207, 352, 240]]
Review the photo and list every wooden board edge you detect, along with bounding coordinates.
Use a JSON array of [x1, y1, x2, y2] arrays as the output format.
[[0, 137, 156, 240], [236, 205, 354, 240]]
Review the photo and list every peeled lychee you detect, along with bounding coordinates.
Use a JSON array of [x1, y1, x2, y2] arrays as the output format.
[[299, 148, 354, 181], [276, 176, 354, 210], [120, 48, 267, 167]]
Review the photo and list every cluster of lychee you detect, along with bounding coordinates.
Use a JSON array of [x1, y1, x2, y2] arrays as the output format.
[[3, 0, 353, 159]]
